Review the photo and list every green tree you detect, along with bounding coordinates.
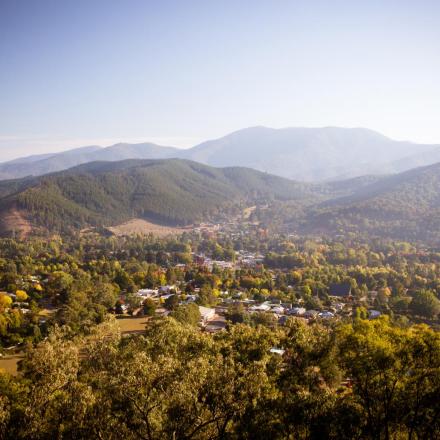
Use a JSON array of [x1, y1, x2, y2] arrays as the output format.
[[170, 303, 201, 327], [143, 298, 157, 316], [164, 294, 179, 311], [410, 289, 440, 319]]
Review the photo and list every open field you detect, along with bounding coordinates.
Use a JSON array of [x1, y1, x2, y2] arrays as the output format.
[[242, 206, 256, 220], [0, 353, 23, 375], [107, 218, 192, 237], [117, 316, 149, 334], [39, 307, 58, 317]]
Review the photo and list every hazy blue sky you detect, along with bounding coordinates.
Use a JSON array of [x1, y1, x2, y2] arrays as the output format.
[[1, 0, 439, 160]]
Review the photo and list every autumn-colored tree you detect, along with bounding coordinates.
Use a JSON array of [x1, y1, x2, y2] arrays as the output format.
[[0, 294, 12, 309], [15, 290, 28, 302]]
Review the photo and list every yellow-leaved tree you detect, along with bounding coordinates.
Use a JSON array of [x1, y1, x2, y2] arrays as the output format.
[[15, 290, 28, 302]]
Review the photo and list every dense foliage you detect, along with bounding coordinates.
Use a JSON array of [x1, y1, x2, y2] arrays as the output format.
[[3, 158, 440, 243], [0, 316, 439, 439], [0, 159, 319, 235], [297, 162, 440, 242], [0, 229, 439, 438]]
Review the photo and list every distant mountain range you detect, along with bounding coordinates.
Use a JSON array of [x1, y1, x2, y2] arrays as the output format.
[[0, 143, 179, 180], [182, 126, 440, 181], [1, 127, 440, 181]]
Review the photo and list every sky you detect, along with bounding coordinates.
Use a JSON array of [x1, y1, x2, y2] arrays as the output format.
[[0, 0, 439, 161]]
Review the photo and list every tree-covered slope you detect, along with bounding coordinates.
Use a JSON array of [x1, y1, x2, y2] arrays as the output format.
[[301, 162, 440, 241], [0, 159, 320, 235]]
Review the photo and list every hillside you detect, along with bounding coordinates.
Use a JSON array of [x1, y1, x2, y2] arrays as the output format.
[[2, 127, 440, 182], [300, 162, 440, 241], [0, 159, 320, 236]]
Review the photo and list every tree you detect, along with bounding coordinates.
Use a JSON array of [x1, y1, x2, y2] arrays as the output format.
[[91, 282, 119, 309], [165, 267, 176, 284], [226, 303, 247, 324], [170, 303, 201, 327], [338, 317, 440, 440], [197, 285, 218, 307], [46, 271, 74, 303], [114, 270, 137, 293], [0, 294, 12, 309], [410, 290, 440, 319], [115, 301, 124, 315], [377, 287, 391, 305], [143, 298, 156, 316], [15, 290, 28, 302], [164, 294, 179, 311], [355, 306, 368, 320], [17, 326, 82, 438]]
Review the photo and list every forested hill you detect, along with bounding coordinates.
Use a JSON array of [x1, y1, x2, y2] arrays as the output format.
[[301, 161, 440, 241], [0, 159, 319, 236]]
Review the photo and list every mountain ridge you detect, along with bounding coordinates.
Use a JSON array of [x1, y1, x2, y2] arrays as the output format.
[[2, 157, 440, 242], [298, 161, 440, 241], [2, 126, 439, 182], [0, 158, 320, 236]]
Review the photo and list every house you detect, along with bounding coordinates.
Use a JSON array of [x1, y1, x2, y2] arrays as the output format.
[[155, 307, 170, 317], [331, 302, 345, 312], [270, 306, 285, 315], [329, 283, 352, 299], [278, 315, 288, 325], [199, 306, 216, 324], [288, 307, 306, 316], [249, 302, 271, 312], [318, 311, 335, 319], [182, 294, 197, 303], [369, 310, 381, 319], [137, 289, 158, 298], [270, 348, 285, 356], [159, 285, 177, 294], [205, 316, 227, 333]]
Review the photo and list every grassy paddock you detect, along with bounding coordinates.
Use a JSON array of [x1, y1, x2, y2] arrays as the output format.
[[117, 316, 149, 334], [0, 353, 23, 375]]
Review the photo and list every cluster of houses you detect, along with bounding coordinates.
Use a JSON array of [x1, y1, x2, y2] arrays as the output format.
[[193, 255, 235, 271], [236, 251, 264, 267], [191, 251, 264, 272], [219, 282, 382, 324], [130, 285, 225, 331], [127, 281, 382, 331]]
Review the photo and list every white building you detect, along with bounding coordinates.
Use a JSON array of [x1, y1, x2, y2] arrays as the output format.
[[199, 306, 216, 324], [249, 302, 271, 312]]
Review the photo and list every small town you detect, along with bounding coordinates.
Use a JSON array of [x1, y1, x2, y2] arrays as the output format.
[[1, 1, 439, 438]]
